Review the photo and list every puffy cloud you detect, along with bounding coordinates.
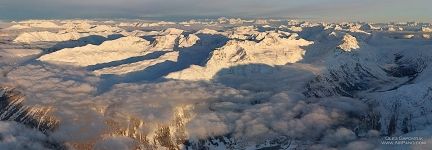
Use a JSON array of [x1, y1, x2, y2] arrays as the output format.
[[2, 63, 103, 142], [322, 128, 357, 147], [183, 90, 370, 147], [94, 81, 248, 123], [1, 61, 374, 149], [4, 63, 98, 105], [186, 112, 230, 139], [0, 121, 57, 150], [344, 141, 375, 150], [94, 136, 136, 150]]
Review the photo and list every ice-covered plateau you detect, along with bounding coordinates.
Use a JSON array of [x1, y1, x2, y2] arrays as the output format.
[[1, 19, 432, 150]]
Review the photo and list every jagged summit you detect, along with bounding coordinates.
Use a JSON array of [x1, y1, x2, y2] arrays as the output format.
[[337, 34, 360, 52], [178, 34, 200, 48], [151, 28, 185, 50], [160, 28, 184, 35]]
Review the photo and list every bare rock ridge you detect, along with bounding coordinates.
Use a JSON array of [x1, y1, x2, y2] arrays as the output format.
[[0, 86, 58, 133]]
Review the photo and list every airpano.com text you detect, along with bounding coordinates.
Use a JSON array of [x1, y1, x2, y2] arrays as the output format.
[[381, 136, 427, 145]]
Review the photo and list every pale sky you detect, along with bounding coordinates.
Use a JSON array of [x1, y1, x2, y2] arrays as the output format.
[[0, 0, 430, 22]]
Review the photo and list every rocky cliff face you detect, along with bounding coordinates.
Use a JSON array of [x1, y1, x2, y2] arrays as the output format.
[[0, 86, 63, 149], [0, 86, 58, 133]]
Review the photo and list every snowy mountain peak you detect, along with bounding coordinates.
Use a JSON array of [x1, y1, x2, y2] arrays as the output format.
[[160, 28, 184, 35], [337, 34, 360, 52], [166, 31, 313, 80], [179, 34, 200, 48], [38, 36, 151, 66]]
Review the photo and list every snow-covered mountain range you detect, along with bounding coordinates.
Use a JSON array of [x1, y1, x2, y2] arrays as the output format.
[[1, 18, 432, 150]]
